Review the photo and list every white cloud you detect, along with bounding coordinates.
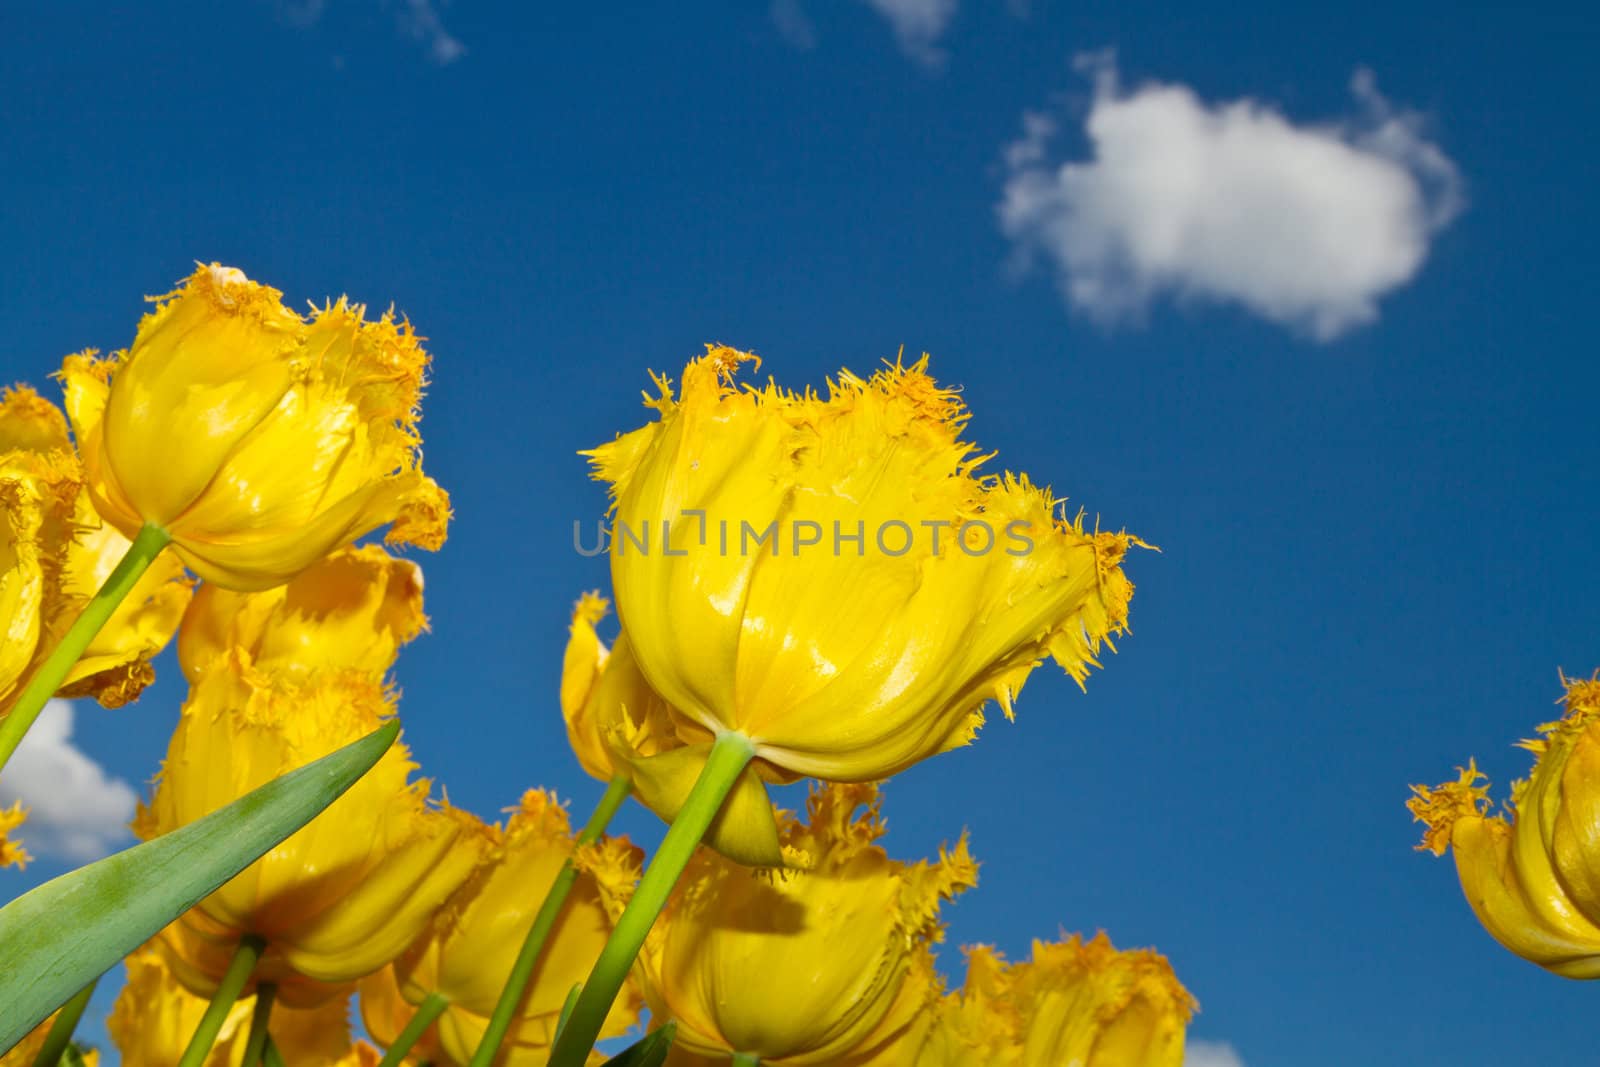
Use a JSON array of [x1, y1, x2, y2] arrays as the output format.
[[275, 0, 465, 65], [1186, 1040, 1246, 1067], [998, 55, 1464, 340], [771, 0, 819, 50], [0, 700, 137, 863], [861, 0, 958, 65], [393, 0, 466, 65]]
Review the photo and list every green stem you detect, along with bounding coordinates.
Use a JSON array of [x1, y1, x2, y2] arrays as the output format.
[[0, 522, 169, 775], [466, 773, 632, 1067], [240, 982, 276, 1067], [376, 992, 450, 1067], [731, 1054, 761, 1067], [177, 934, 264, 1067], [29, 978, 98, 1067], [262, 1037, 286, 1067], [547, 736, 755, 1067]]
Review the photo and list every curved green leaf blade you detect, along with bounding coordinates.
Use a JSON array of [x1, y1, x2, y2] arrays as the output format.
[[0, 720, 401, 1050]]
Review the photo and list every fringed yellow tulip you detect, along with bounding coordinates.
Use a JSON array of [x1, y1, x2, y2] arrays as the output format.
[[0, 394, 80, 714], [1409, 672, 1600, 977], [0, 801, 28, 869], [1005, 933, 1193, 1067], [58, 263, 449, 591], [136, 653, 491, 1005], [0, 1010, 99, 1067], [382, 791, 642, 1064], [603, 783, 975, 1065], [0, 383, 191, 710], [109, 946, 352, 1066], [178, 544, 426, 685], [359, 965, 448, 1065], [903, 946, 1020, 1066], [561, 592, 681, 782], [587, 348, 1144, 861]]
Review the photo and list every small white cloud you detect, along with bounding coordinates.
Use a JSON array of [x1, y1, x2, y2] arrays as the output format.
[[0, 700, 137, 863], [1186, 1040, 1246, 1067], [771, 0, 819, 50], [274, 0, 465, 65], [998, 55, 1464, 340], [392, 0, 466, 65], [861, 0, 959, 65]]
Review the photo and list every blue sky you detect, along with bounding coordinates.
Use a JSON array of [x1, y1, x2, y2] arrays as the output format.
[[3, 3, 1598, 1064]]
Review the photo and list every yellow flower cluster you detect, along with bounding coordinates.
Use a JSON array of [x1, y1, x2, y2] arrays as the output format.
[[2, 269, 1195, 1067], [1410, 672, 1600, 977]]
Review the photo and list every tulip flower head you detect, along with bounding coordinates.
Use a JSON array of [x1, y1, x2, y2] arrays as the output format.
[[0, 384, 190, 712], [386, 790, 643, 1064], [178, 543, 426, 686], [136, 654, 491, 1005], [605, 782, 976, 1065], [560, 591, 682, 783], [0, 1010, 100, 1067], [0, 801, 26, 869], [1409, 671, 1600, 977], [587, 348, 1144, 862], [110, 946, 352, 1067], [1006, 933, 1194, 1067], [59, 263, 450, 591], [913, 946, 1023, 1066]]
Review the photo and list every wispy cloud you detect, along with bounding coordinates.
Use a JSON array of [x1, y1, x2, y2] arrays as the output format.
[[275, 0, 466, 65], [770, 0, 818, 50], [998, 55, 1464, 340], [0, 700, 137, 863], [861, 0, 959, 66], [771, 0, 958, 65], [1186, 1040, 1247, 1067]]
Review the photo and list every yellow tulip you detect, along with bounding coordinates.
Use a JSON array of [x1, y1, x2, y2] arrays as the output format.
[[109, 946, 352, 1066], [1005, 933, 1193, 1067], [58, 263, 449, 591], [358, 965, 448, 1066], [605, 782, 976, 1065], [1409, 672, 1600, 977], [136, 653, 491, 1005], [909, 946, 1021, 1067], [0, 801, 28, 869], [0, 393, 80, 714], [0, 1009, 99, 1067], [382, 791, 642, 1064], [586, 348, 1144, 860], [178, 544, 426, 685], [560, 592, 681, 783], [0, 383, 192, 710]]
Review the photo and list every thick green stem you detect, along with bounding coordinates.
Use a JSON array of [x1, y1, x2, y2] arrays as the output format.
[[467, 773, 631, 1067], [0, 522, 169, 775], [376, 992, 450, 1067], [177, 934, 264, 1067], [28, 978, 98, 1067], [262, 1037, 287, 1067], [731, 1054, 761, 1067], [240, 982, 276, 1067], [547, 735, 756, 1067]]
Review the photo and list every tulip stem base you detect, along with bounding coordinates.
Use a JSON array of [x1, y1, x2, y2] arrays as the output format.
[[377, 991, 450, 1067], [0, 522, 170, 776], [241, 981, 276, 1067], [466, 773, 632, 1067], [178, 934, 264, 1067], [29, 977, 98, 1067], [731, 1055, 761, 1067], [547, 734, 757, 1067]]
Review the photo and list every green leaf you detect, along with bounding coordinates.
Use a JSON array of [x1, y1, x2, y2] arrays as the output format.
[[0, 720, 401, 1052], [601, 1022, 677, 1067]]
